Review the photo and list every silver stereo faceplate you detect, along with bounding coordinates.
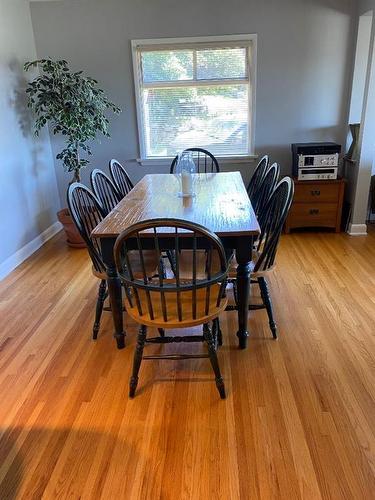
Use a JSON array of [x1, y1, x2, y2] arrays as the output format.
[[298, 153, 339, 167], [298, 167, 338, 181]]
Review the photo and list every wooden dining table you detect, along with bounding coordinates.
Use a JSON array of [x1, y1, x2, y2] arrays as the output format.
[[92, 172, 260, 349]]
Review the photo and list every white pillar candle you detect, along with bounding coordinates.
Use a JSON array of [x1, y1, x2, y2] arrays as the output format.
[[181, 170, 192, 194]]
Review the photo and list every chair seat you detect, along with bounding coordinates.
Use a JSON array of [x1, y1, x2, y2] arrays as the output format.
[[225, 253, 274, 278], [92, 267, 107, 280], [176, 249, 235, 279], [177, 249, 212, 279], [177, 249, 272, 280], [91, 250, 160, 281], [125, 281, 227, 328]]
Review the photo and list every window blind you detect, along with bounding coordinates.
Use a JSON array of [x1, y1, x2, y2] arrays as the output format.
[[133, 39, 254, 159]]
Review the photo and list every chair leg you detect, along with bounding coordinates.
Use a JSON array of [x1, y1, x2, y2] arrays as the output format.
[[158, 328, 165, 337], [211, 320, 217, 349], [203, 324, 226, 399], [93, 280, 107, 340], [232, 279, 238, 306], [213, 318, 223, 346], [258, 277, 277, 339], [129, 325, 147, 398], [165, 250, 176, 276]]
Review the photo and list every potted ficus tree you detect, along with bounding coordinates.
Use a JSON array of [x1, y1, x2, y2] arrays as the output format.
[[24, 59, 121, 247]]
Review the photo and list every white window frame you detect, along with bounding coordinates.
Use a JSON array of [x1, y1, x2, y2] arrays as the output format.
[[131, 34, 257, 165]]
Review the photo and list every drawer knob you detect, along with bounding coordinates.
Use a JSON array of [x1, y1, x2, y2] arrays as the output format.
[[311, 190, 321, 196], [309, 208, 319, 215]]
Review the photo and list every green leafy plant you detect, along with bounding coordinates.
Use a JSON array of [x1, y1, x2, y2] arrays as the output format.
[[24, 59, 121, 183]]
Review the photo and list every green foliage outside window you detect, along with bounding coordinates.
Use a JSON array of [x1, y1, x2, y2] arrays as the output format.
[[140, 49, 247, 155]]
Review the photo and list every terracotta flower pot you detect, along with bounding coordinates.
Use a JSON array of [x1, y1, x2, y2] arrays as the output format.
[[57, 208, 86, 248]]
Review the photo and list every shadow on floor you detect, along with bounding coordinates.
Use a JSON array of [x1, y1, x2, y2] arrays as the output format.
[[0, 426, 149, 499]]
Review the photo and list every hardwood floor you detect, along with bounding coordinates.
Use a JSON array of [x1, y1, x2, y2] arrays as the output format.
[[0, 228, 374, 499]]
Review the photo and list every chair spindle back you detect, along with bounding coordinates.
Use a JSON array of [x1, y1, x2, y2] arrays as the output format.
[[90, 169, 122, 215], [67, 183, 106, 274], [252, 162, 280, 216], [170, 148, 220, 174], [254, 177, 294, 272], [247, 154, 269, 200], [114, 219, 228, 324], [109, 159, 134, 197]]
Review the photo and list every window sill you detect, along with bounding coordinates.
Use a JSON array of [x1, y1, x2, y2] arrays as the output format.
[[137, 155, 258, 167]]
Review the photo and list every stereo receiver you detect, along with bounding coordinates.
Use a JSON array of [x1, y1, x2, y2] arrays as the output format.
[[292, 142, 341, 180]]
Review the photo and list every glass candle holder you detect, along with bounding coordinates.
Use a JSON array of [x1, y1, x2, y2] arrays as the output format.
[[176, 151, 196, 197]]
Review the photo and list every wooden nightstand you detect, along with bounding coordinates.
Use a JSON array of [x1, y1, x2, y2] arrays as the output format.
[[285, 178, 345, 233]]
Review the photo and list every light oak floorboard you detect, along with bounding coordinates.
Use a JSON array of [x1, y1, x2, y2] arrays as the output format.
[[0, 229, 374, 499]]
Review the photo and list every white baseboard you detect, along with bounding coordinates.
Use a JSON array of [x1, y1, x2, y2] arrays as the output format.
[[347, 223, 368, 236], [0, 221, 62, 281]]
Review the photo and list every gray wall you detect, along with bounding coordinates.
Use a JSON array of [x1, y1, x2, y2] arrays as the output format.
[[30, 0, 357, 205], [0, 0, 60, 277], [359, 0, 375, 13]]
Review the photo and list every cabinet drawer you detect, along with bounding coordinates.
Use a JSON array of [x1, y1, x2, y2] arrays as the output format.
[[288, 203, 337, 228], [293, 183, 340, 203]]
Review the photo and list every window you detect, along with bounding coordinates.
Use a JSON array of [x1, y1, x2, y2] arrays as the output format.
[[131, 35, 257, 162]]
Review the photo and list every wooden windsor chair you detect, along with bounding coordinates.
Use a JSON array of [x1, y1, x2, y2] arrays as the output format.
[[114, 218, 229, 399], [109, 159, 134, 198], [170, 148, 220, 173], [67, 183, 159, 340], [226, 177, 294, 339], [67, 183, 112, 339], [90, 169, 123, 215]]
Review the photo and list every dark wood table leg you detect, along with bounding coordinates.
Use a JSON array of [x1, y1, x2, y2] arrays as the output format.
[[235, 237, 253, 349], [101, 238, 125, 349]]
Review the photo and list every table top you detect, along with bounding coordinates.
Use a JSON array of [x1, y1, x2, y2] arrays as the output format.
[[92, 172, 260, 239]]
